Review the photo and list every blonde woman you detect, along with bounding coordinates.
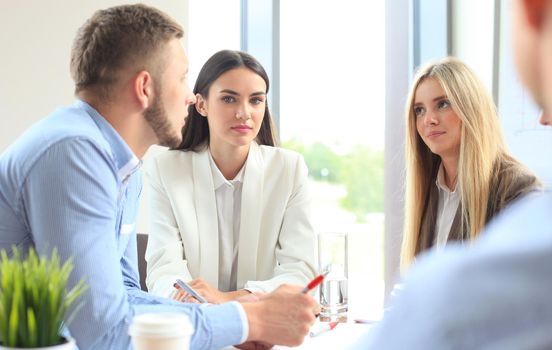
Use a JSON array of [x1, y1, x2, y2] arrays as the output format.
[[401, 57, 540, 269]]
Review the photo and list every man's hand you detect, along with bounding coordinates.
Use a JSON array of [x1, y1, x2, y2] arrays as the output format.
[[241, 284, 318, 347]]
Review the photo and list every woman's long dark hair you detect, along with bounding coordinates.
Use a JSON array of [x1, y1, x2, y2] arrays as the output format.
[[174, 50, 277, 151]]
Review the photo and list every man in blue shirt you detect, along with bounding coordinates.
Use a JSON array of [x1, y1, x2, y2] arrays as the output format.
[[351, 0, 552, 349], [0, 4, 316, 350]]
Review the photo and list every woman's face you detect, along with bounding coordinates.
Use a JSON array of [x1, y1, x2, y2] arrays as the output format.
[[196, 67, 267, 152], [414, 78, 462, 160]]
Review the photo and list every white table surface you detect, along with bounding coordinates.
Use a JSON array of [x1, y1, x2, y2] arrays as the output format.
[[222, 320, 372, 350]]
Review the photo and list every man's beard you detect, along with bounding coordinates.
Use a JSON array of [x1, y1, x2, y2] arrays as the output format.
[[143, 92, 181, 149]]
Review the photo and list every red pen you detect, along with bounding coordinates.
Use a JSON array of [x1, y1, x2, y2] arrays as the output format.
[[301, 269, 330, 294], [309, 321, 339, 337]]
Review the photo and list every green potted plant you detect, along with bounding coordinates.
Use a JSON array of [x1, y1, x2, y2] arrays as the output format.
[[0, 247, 87, 349]]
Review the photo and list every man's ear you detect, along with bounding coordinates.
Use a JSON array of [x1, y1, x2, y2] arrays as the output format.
[[134, 70, 154, 109], [523, 0, 546, 30], [195, 93, 208, 117]]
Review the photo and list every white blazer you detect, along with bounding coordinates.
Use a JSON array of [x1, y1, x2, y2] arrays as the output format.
[[145, 142, 316, 297]]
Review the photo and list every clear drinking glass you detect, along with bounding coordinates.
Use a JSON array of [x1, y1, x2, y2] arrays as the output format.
[[318, 232, 348, 322]]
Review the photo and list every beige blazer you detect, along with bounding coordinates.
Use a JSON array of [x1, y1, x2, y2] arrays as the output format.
[[416, 155, 541, 254], [145, 142, 316, 297]]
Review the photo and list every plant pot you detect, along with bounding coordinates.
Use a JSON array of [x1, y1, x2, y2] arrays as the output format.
[[0, 337, 76, 350]]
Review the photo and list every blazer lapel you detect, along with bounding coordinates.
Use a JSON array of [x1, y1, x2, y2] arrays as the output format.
[[447, 205, 464, 242], [192, 150, 220, 287], [418, 183, 438, 253], [237, 142, 264, 287]]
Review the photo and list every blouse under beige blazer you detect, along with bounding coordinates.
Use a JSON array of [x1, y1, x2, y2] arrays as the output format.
[[145, 142, 316, 297]]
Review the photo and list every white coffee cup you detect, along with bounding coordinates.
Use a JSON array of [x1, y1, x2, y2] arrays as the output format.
[[129, 313, 194, 350]]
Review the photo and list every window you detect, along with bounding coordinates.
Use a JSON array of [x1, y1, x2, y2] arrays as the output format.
[[278, 0, 386, 319]]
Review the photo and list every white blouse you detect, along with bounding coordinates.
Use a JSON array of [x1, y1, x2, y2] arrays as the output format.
[[433, 164, 461, 248], [208, 152, 245, 292]]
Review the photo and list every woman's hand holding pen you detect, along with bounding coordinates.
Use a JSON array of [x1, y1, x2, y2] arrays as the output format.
[[170, 286, 201, 303], [185, 278, 227, 303], [173, 278, 252, 303]]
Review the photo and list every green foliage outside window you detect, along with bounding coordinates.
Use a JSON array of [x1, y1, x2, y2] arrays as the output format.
[[283, 140, 384, 222]]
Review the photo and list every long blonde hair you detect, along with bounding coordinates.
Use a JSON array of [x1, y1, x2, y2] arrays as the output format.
[[401, 57, 507, 269]]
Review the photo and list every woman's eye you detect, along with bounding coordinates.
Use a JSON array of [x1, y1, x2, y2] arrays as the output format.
[[250, 97, 264, 105], [222, 96, 236, 103], [413, 106, 424, 117], [437, 99, 451, 109]]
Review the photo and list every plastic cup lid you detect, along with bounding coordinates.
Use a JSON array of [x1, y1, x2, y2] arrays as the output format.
[[129, 313, 194, 338]]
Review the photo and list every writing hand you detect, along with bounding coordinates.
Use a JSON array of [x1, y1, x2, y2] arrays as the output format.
[[241, 284, 317, 347]]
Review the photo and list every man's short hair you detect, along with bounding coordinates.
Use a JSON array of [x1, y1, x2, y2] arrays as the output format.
[[70, 4, 183, 99]]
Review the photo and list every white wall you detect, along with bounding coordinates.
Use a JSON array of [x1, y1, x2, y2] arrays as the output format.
[[0, 1, 189, 153], [0, 1, 190, 233]]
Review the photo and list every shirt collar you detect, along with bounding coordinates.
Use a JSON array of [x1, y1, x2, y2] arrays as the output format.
[[208, 150, 246, 190], [435, 162, 457, 194], [75, 100, 141, 182]]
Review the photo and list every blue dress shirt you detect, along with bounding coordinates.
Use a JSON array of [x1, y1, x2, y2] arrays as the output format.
[[0, 101, 246, 349], [350, 191, 552, 349]]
